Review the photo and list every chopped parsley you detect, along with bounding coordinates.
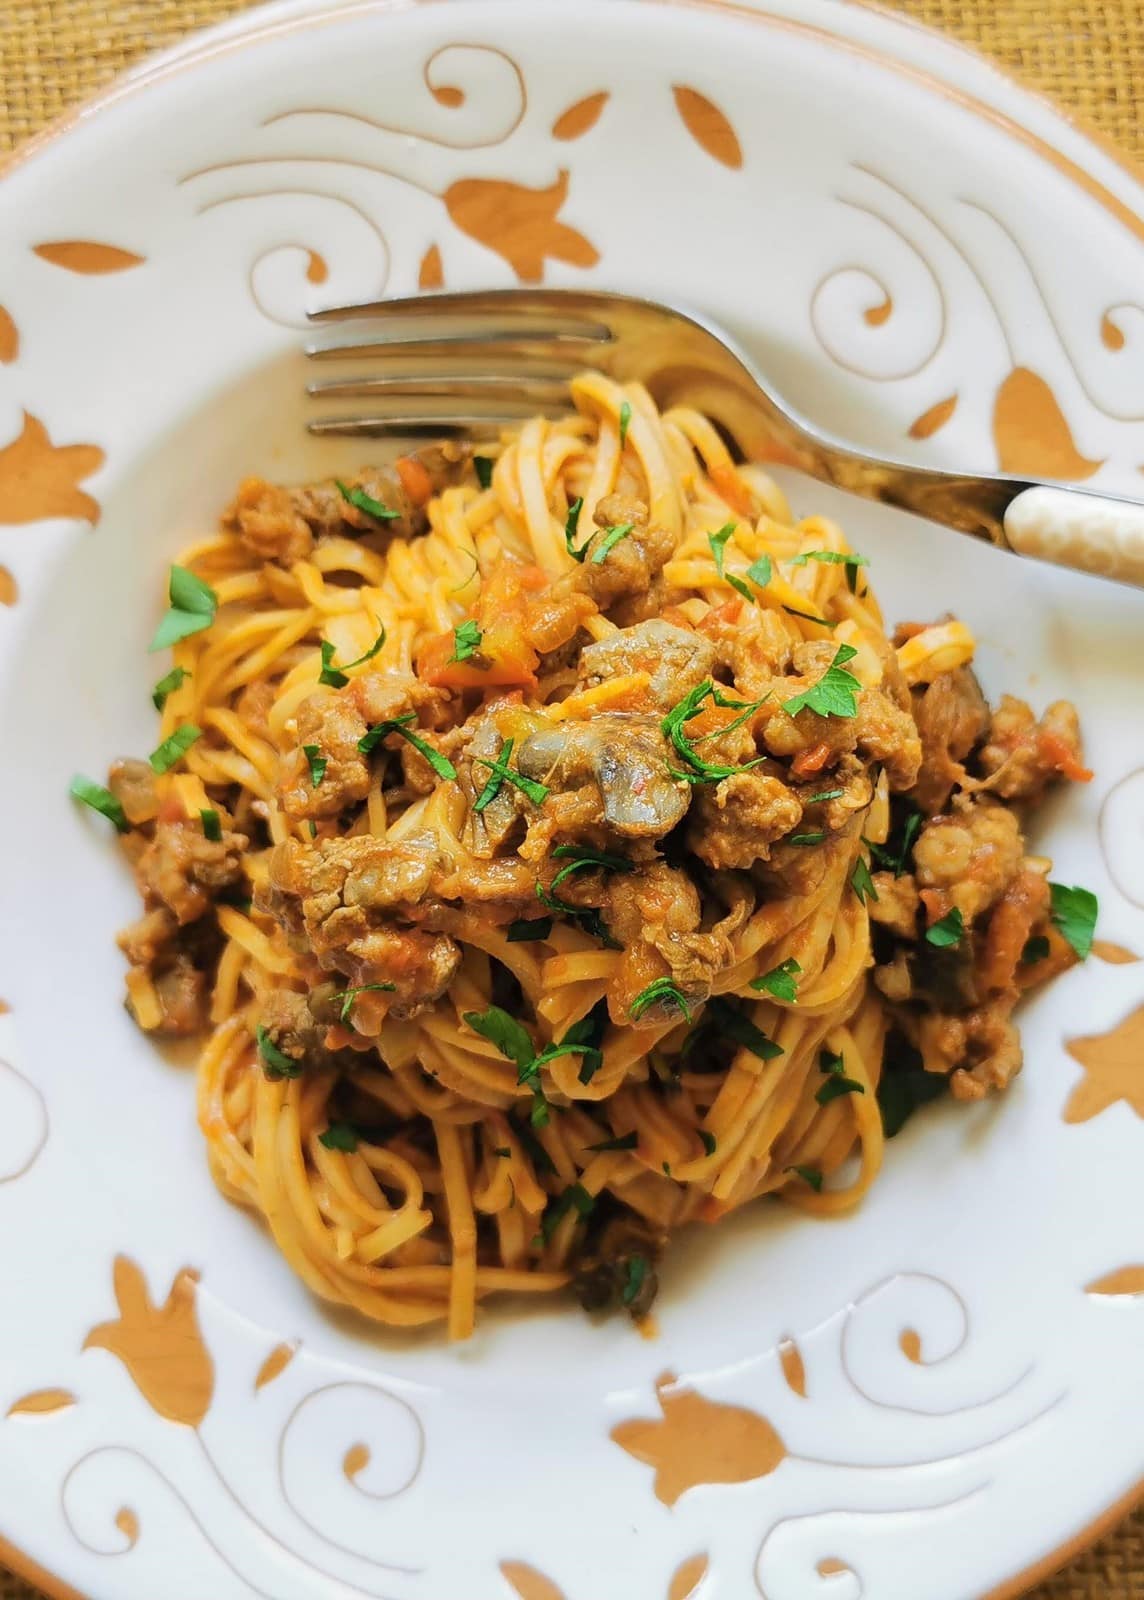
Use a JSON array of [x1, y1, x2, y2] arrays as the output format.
[[869, 807, 922, 878], [805, 787, 845, 804], [790, 548, 869, 593], [1049, 882, 1098, 960], [200, 808, 222, 842], [621, 1254, 649, 1307], [473, 455, 494, 490], [303, 744, 327, 787], [69, 775, 128, 833], [463, 1006, 604, 1108], [877, 1043, 946, 1137], [750, 958, 802, 1003], [587, 1130, 639, 1152], [564, 496, 587, 562], [149, 724, 202, 775], [319, 1121, 360, 1152], [782, 642, 861, 719], [629, 977, 692, 1024], [789, 831, 826, 847], [358, 712, 457, 781], [699, 1129, 717, 1156], [536, 845, 632, 948], [1021, 934, 1051, 965], [329, 982, 397, 1023], [783, 605, 835, 628], [149, 565, 218, 653], [541, 1181, 595, 1242], [662, 679, 768, 784], [512, 1116, 557, 1174], [507, 916, 553, 943], [473, 738, 549, 809], [850, 854, 879, 905], [152, 665, 189, 711], [255, 1025, 301, 1080], [815, 1047, 865, 1104], [318, 625, 386, 689], [787, 1164, 823, 1192], [925, 906, 964, 948], [336, 479, 400, 521], [618, 399, 632, 446], [705, 997, 784, 1062], [590, 521, 635, 565], [707, 521, 756, 603], [746, 553, 772, 589], [449, 619, 483, 664]]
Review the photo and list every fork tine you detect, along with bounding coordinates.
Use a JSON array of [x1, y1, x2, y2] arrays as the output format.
[[307, 372, 573, 404], [307, 289, 615, 326], [308, 409, 570, 438], [307, 331, 609, 362]]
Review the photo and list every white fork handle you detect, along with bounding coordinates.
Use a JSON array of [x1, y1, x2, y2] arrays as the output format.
[[1004, 486, 1144, 587]]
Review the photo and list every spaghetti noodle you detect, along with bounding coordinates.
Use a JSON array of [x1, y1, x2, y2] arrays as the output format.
[[82, 376, 1094, 1338]]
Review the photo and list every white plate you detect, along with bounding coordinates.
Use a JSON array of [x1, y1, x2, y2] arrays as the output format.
[[2, 2, 1144, 1596]]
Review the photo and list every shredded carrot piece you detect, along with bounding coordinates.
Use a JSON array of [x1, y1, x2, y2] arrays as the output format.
[[396, 454, 434, 507]]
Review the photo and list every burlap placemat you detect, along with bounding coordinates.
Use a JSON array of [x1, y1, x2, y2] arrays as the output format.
[[0, 2, 1141, 1596]]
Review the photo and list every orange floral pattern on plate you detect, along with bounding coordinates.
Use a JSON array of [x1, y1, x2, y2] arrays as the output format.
[[992, 368, 1102, 479], [83, 1256, 213, 1427], [671, 86, 743, 168], [611, 1371, 786, 1506], [32, 240, 145, 274], [443, 170, 599, 283], [0, 412, 104, 526], [1063, 1004, 1144, 1123]]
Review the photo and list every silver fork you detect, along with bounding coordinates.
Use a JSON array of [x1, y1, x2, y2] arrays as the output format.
[[305, 287, 1144, 589]]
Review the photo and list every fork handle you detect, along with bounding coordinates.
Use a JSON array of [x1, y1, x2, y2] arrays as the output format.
[[1003, 486, 1144, 587]]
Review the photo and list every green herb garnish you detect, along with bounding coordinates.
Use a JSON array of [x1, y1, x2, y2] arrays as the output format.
[[782, 643, 861, 719], [805, 787, 845, 804], [318, 625, 387, 689], [878, 1056, 946, 1137], [925, 907, 964, 948], [449, 619, 483, 664], [1049, 882, 1098, 960], [303, 744, 327, 787], [782, 605, 836, 628], [868, 807, 922, 878], [255, 1025, 301, 1080], [319, 1121, 360, 1152], [1021, 935, 1051, 965], [152, 665, 189, 710], [336, 479, 400, 521], [746, 553, 772, 589], [815, 1047, 864, 1103], [699, 1129, 717, 1156], [790, 548, 869, 593], [200, 808, 222, 842], [789, 831, 826, 847], [507, 917, 553, 943], [590, 521, 635, 565], [618, 399, 632, 446], [705, 997, 784, 1061], [149, 724, 202, 775], [787, 1164, 823, 1192], [621, 1254, 649, 1307], [149, 566, 218, 653], [473, 738, 549, 809], [707, 521, 757, 604], [630, 977, 692, 1023], [329, 982, 397, 1023], [662, 679, 768, 784], [586, 1130, 639, 1153], [564, 496, 587, 562], [69, 775, 128, 833], [750, 958, 802, 1003], [358, 712, 457, 781], [473, 456, 494, 490], [850, 854, 879, 905], [541, 1181, 595, 1241]]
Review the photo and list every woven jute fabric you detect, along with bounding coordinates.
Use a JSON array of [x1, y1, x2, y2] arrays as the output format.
[[0, 2, 1142, 1597]]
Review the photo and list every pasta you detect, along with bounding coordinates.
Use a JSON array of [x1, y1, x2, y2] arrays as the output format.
[[81, 376, 1096, 1339]]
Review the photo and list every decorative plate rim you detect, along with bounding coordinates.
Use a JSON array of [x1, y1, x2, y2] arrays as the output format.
[[2, 1, 1143, 1596]]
